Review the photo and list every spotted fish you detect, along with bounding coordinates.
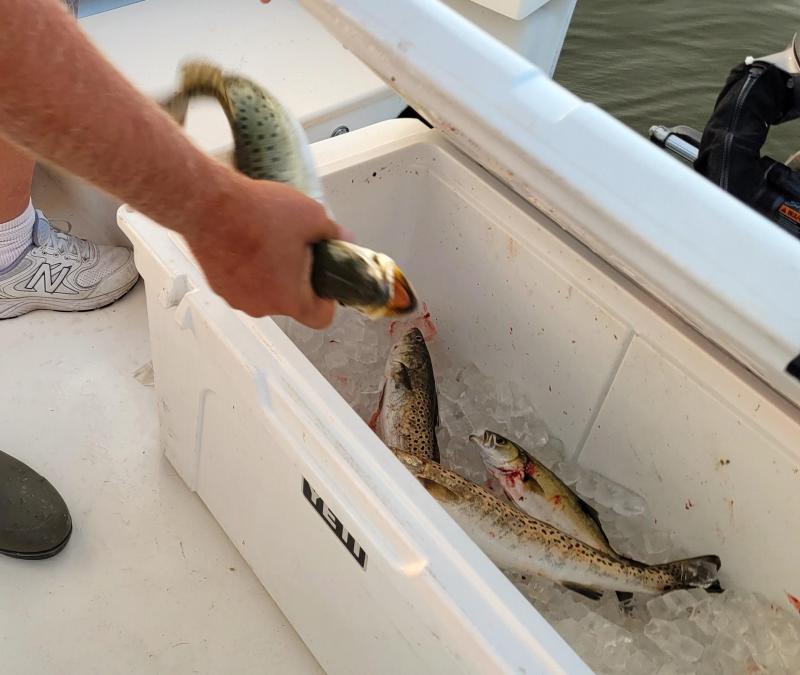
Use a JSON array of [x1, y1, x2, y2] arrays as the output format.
[[376, 327, 439, 462], [471, 430, 616, 555], [395, 449, 722, 597], [161, 60, 416, 319]]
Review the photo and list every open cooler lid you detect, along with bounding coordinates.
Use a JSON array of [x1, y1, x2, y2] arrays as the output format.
[[299, 0, 800, 406]]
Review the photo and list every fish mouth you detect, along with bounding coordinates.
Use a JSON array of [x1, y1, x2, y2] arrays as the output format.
[[469, 429, 495, 450], [384, 266, 417, 317], [313, 242, 417, 319], [469, 430, 495, 448]]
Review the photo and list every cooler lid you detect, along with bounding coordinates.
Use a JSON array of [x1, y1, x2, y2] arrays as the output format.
[[300, 0, 800, 405]]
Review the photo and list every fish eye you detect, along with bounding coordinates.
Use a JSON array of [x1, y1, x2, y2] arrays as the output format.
[[495, 438, 505, 446], [414, 333, 424, 343]]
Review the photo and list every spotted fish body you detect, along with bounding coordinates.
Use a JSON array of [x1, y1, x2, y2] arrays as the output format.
[[162, 61, 417, 319], [376, 327, 440, 462], [471, 430, 616, 556], [396, 450, 721, 596]]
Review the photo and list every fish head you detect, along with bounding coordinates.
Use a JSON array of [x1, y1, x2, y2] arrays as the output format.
[[316, 242, 417, 319], [469, 430, 524, 472], [387, 327, 429, 376]]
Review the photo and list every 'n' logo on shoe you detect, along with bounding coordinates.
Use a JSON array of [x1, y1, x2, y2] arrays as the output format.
[[23, 263, 76, 295]]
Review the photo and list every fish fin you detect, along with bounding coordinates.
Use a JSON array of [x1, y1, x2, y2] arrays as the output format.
[[395, 363, 413, 391], [574, 496, 615, 549], [524, 475, 545, 496], [575, 496, 600, 523], [651, 555, 721, 589], [616, 591, 636, 616], [418, 477, 459, 503], [430, 436, 441, 464], [615, 591, 635, 606], [369, 384, 386, 433], [704, 580, 725, 594], [158, 92, 190, 126], [430, 386, 441, 463], [562, 582, 603, 601]]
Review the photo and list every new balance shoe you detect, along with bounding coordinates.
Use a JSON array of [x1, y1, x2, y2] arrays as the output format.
[[0, 211, 139, 319]]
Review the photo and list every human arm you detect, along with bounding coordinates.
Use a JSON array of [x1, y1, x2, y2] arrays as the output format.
[[0, 0, 338, 326]]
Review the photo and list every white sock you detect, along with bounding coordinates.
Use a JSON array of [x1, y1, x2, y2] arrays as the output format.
[[0, 200, 35, 270]]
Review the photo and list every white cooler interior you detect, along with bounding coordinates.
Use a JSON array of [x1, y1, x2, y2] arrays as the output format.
[[121, 119, 800, 674]]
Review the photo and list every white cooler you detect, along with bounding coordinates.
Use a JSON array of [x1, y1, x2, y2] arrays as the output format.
[[119, 1, 800, 672]]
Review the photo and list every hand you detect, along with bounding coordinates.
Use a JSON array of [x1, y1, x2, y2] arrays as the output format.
[[183, 171, 342, 328]]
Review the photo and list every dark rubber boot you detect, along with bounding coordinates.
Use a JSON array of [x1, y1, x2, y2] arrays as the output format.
[[0, 450, 72, 559]]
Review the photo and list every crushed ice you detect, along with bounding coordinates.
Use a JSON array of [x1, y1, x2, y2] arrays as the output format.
[[275, 309, 800, 674]]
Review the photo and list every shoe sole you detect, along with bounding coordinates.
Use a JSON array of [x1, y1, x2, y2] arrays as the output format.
[[0, 274, 139, 319], [0, 523, 73, 560]]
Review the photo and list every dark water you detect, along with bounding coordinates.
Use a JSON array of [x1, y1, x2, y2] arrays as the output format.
[[555, 0, 800, 158]]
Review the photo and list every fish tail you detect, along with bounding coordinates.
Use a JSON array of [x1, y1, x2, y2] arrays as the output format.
[[178, 61, 228, 100], [652, 554, 721, 590]]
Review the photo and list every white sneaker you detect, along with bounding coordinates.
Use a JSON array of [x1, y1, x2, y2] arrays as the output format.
[[0, 211, 139, 319]]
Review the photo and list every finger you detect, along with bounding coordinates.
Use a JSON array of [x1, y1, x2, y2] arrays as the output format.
[[336, 224, 356, 243], [294, 296, 336, 329], [302, 215, 340, 243]]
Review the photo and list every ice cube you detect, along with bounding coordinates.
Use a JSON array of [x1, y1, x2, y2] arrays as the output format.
[[654, 663, 696, 675], [555, 617, 584, 645], [507, 414, 531, 442], [641, 530, 672, 556], [532, 440, 564, 468], [295, 328, 326, 356], [495, 381, 514, 408], [553, 461, 580, 486], [590, 474, 647, 516], [644, 618, 704, 662], [769, 616, 800, 661], [436, 425, 452, 451], [526, 422, 550, 449], [708, 632, 755, 671], [688, 598, 717, 638], [324, 348, 350, 372], [440, 376, 468, 403], [563, 598, 590, 622], [343, 319, 365, 344], [625, 651, 659, 674]]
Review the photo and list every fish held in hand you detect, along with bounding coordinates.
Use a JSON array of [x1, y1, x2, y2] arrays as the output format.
[[161, 60, 417, 319]]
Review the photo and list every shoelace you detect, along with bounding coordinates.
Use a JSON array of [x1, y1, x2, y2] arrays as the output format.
[[37, 214, 91, 262]]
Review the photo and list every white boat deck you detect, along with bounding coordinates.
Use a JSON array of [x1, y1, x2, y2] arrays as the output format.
[[0, 282, 324, 674]]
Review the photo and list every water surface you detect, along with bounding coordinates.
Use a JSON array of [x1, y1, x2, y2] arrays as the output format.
[[556, 1, 800, 158]]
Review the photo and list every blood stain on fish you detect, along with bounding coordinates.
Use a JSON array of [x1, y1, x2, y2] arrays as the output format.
[[368, 408, 381, 431], [389, 303, 437, 341], [787, 593, 800, 614]]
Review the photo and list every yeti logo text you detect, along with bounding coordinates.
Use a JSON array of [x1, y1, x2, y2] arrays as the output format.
[[25, 263, 74, 294], [302, 477, 367, 569]]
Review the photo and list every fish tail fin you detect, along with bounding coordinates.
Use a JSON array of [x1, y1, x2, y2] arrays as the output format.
[[651, 554, 721, 590], [159, 92, 190, 126], [178, 61, 227, 99]]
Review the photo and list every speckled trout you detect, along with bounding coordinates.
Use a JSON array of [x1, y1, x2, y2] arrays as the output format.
[[395, 450, 721, 597], [375, 327, 440, 462], [471, 430, 617, 556], [161, 60, 416, 319]]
